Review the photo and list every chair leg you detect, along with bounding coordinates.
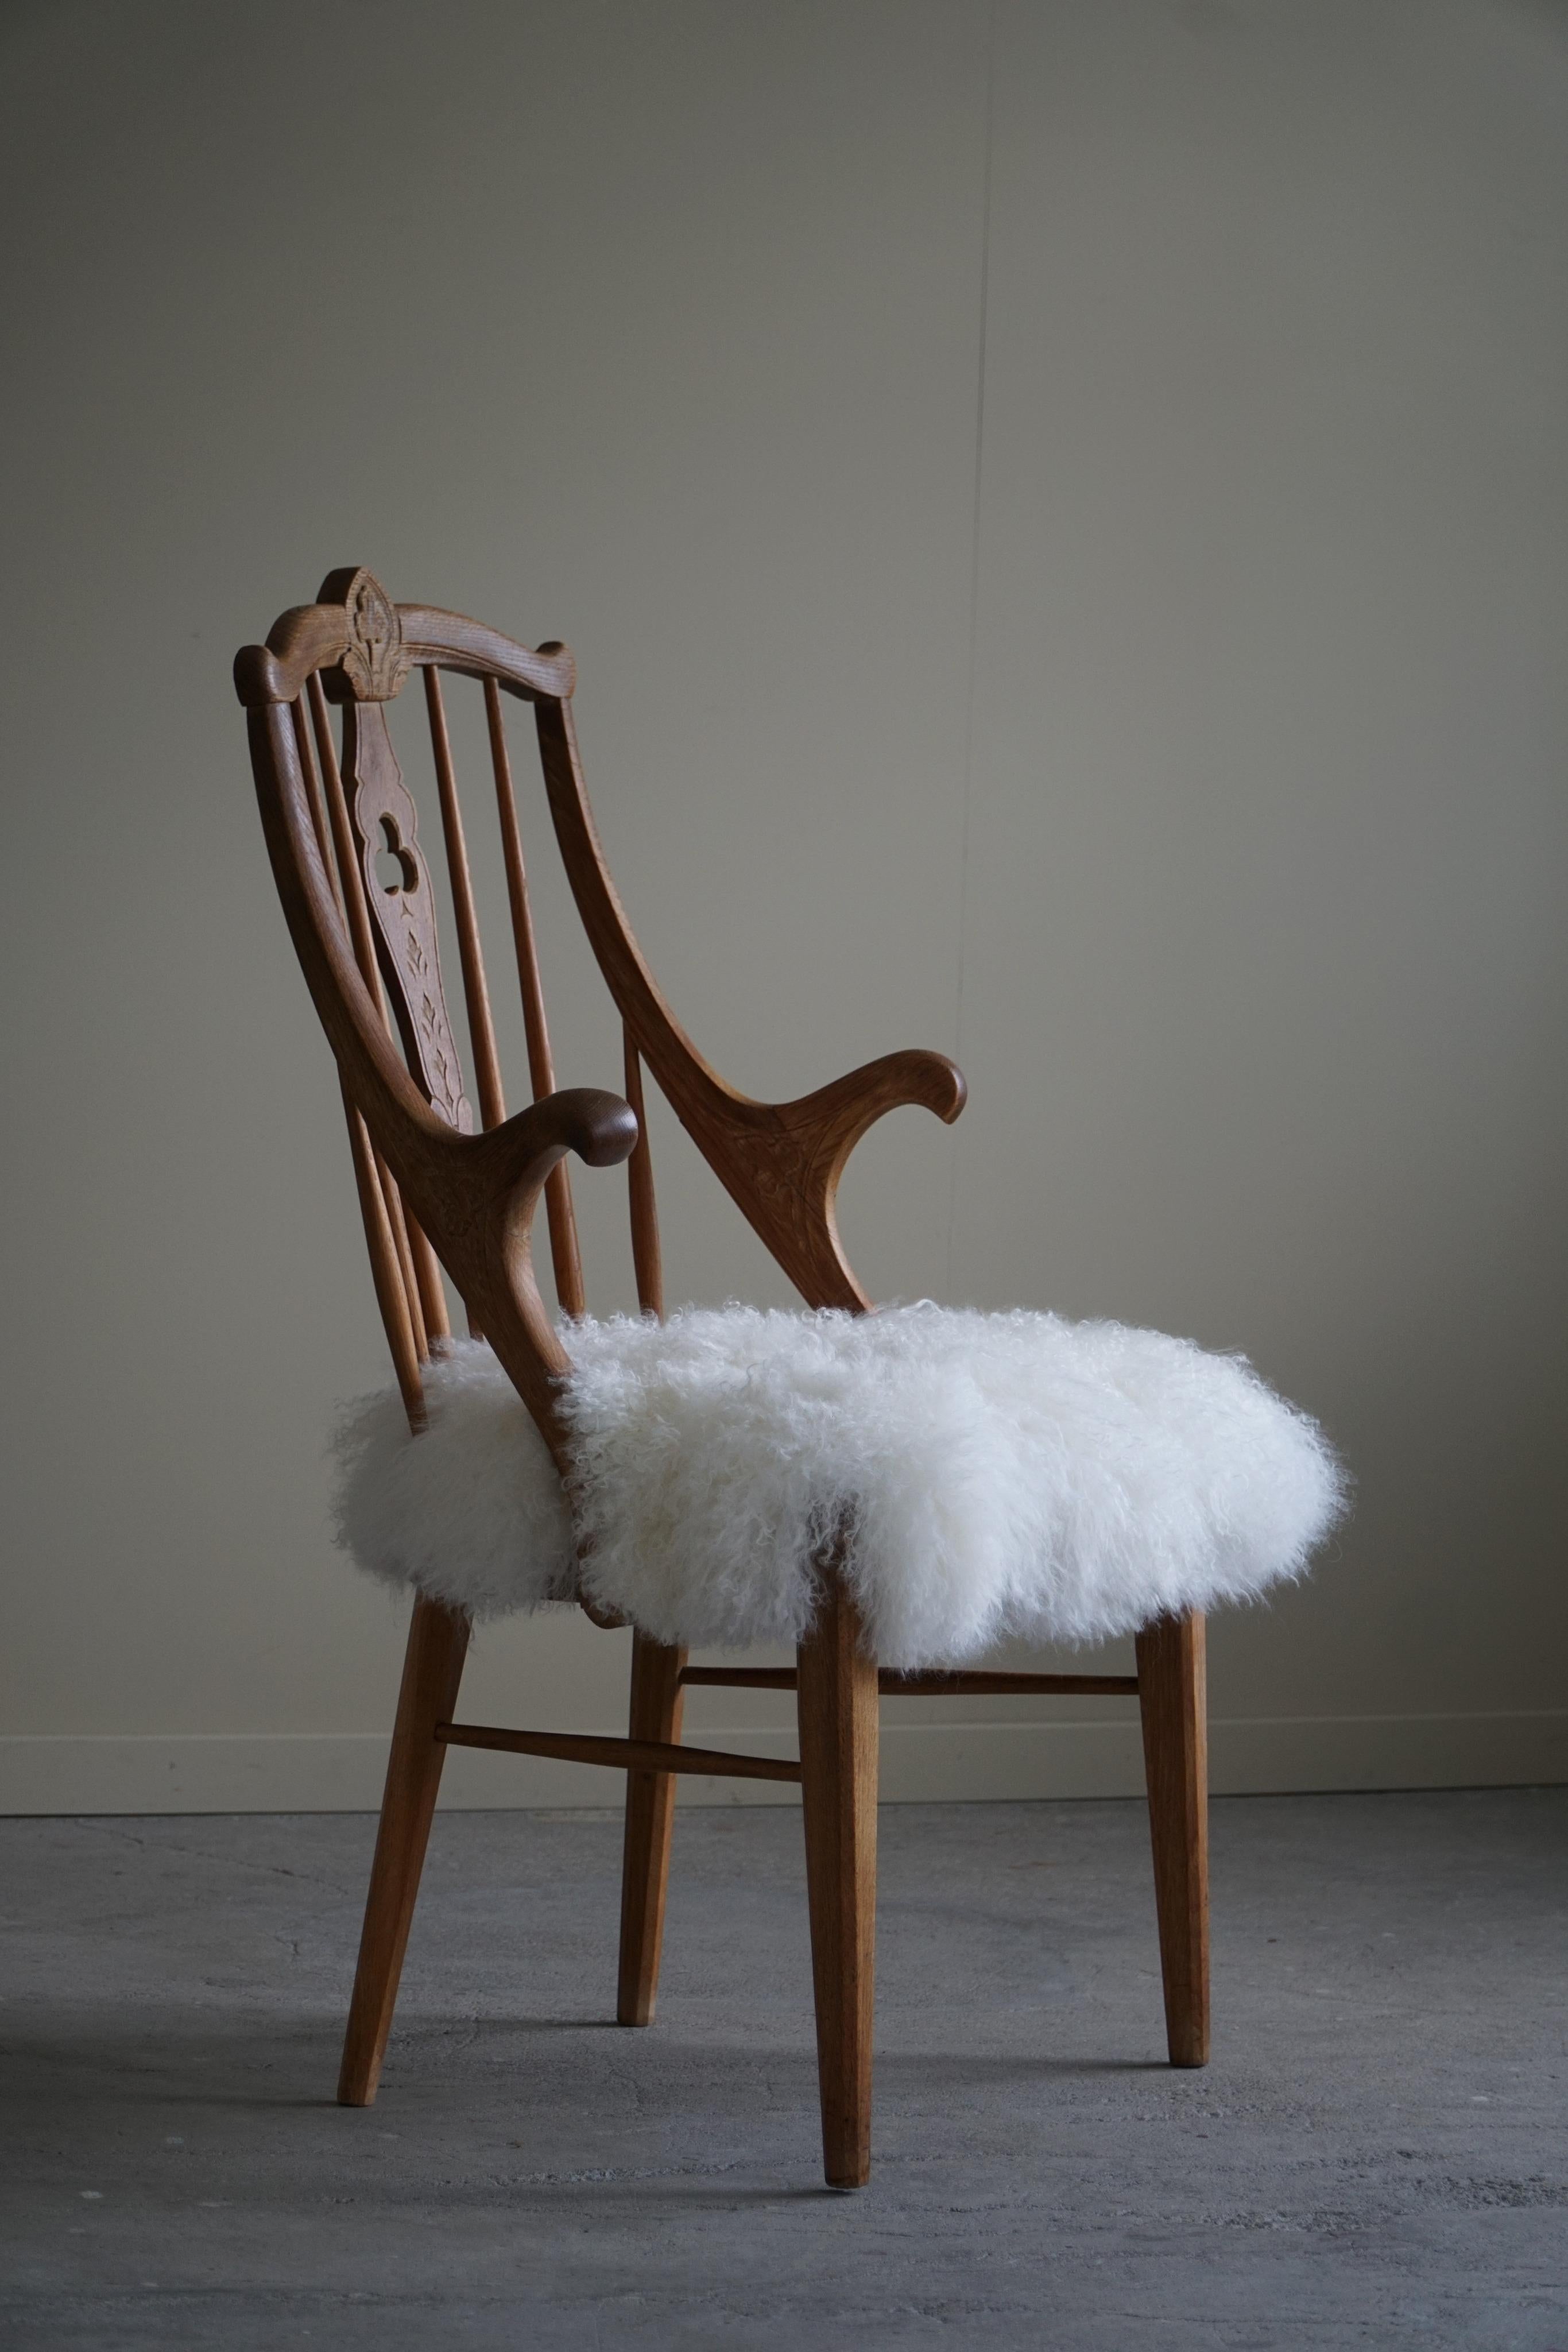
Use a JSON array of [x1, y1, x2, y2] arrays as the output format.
[[617, 1632, 687, 2026], [797, 1573, 879, 2189], [1135, 1608, 1210, 2068], [338, 1593, 470, 2106]]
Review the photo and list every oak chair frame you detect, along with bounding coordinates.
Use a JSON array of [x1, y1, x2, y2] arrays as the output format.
[[235, 569, 1209, 2191]]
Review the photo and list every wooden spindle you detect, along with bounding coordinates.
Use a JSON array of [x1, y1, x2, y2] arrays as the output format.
[[309, 675, 426, 1405], [485, 675, 586, 1318], [344, 1088, 423, 1426], [424, 668, 506, 1132], [309, 674, 382, 999], [623, 1031, 663, 1318], [377, 1151, 428, 1363], [293, 696, 339, 895], [405, 1212, 452, 1349]]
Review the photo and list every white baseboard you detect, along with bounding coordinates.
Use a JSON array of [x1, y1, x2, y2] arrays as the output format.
[[1, 1711, 1562, 1814]]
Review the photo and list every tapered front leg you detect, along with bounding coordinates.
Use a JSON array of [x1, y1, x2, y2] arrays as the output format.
[[797, 1573, 880, 2188], [617, 1633, 687, 2025], [338, 1594, 470, 2106], [1135, 1609, 1210, 2067]]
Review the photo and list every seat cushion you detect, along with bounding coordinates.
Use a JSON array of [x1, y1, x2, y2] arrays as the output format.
[[332, 1304, 1344, 1669]]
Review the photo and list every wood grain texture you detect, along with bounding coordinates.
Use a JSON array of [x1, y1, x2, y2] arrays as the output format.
[[311, 671, 443, 1391], [238, 578, 576, 710], [292, 693, 338, 892], [616, 1634, 687, 2025], [438, 1720, 796, 1783], [622, 1032, 663, 1318], [338, 1595, 470, 2106], [375, 1149, 428, 1364], [681, 1668, 1141, 1697], [797, 1569, 880, 2189], [405, 1210, 451, 1348], [337, 567, 412, 702], [344, 698, 473, 1135], [486, 675, 585, 1318], [426, 666, 506, 1135], [1135, 1610, 1210, 2068], [342, 1088, 424, 1425]]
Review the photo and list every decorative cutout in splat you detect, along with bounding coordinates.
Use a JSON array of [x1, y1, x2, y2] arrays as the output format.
[[373, 817, 419, 896], [343, 700, 473, 1132], [339, 570, 412, 702]]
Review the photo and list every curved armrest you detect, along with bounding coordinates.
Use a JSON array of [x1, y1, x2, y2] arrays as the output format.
[[630, 1039, 966, 1314], [533, 693, 967, 1310], [319, 1071, 639, 1467], [777, 1049, 967, 1158], [713, 1047, 966, 1312], [400, 1088, 637, 1464], [471, 1086, 640, 1204]]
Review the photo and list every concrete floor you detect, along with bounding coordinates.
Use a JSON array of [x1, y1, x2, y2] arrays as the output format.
[[1, 1790, 1564, 2351]]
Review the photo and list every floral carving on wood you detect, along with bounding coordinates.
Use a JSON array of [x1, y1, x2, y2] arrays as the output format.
[[707, 1119, 825, 1258], [339, 570, 412, 703]]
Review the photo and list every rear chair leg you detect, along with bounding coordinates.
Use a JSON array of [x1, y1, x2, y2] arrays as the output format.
[[1135, 1608, 1210, 2068], [338, 1594, 470, 2106], [797, 1574, 880, 2189], [617, 1634, 687, 2026]]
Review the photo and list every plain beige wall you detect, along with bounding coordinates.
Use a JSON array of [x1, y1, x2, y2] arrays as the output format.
[[2, 0, 1564, 1812]]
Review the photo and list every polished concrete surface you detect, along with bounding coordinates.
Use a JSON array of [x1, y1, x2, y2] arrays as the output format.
[[2, 1789, 1564, 2350]]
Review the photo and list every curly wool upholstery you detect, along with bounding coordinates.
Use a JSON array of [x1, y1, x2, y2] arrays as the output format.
[[331, 1303, 1345, 1669]]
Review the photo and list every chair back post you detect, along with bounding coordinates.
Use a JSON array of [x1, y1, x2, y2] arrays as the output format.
[[235, 573, 608, 1472], [485, 674, 587, 1318]]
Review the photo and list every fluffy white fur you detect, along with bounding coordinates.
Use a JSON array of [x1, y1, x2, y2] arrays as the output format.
[[332, 1303, 1344, 1669]]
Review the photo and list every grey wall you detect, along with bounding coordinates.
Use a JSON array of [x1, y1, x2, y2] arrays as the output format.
[[2, 0, 1564, 1812]]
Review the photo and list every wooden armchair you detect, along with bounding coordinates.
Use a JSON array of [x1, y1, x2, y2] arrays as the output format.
[[235, 568, 1224, 2189]]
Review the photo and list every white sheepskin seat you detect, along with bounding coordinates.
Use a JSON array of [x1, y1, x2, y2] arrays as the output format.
[[332, 1304, 1344, 1670]]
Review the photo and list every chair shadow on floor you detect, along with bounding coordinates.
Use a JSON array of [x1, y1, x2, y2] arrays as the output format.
[[3, 2014, 1173, 2129]]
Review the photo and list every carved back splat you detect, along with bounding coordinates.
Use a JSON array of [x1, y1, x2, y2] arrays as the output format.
[[343, 699, 473, 1135]]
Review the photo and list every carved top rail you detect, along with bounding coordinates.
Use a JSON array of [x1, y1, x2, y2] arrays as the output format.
[[233, 567, 576, 711]]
